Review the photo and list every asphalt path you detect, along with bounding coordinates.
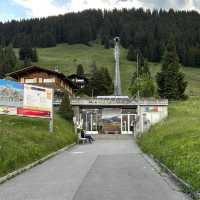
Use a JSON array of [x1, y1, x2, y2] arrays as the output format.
[[0, 139, 190, 200]]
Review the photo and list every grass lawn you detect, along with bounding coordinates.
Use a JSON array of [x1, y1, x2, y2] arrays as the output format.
[[138, 97, 200, 192], [0, 114, 76, 178]]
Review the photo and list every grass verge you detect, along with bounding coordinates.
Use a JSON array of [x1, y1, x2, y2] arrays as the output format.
[[137, 97, 200, 192], [0, 114, 76, 178]]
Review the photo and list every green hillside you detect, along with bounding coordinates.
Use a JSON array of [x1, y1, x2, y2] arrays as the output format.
[[33, 43, 134, 95], [31, 43, 200, 96]]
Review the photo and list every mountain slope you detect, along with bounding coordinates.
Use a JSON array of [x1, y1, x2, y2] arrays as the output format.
[[31, 43, 200, 96]]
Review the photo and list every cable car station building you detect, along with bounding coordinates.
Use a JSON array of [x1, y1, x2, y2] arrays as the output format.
[[71, 96, 168, 136], [71, 38, 168, 136]]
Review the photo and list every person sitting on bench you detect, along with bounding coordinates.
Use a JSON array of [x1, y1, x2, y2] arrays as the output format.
[[81, 130, 95, 143]]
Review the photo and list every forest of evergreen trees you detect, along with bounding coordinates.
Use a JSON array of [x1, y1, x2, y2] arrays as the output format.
[[0, 8, 200, 67]]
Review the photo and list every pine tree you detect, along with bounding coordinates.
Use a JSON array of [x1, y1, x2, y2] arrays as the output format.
[[92, 68, 106, 96], [58, 91, 73, 121], [129, 56, 155, 97], [0, 46, 4, 76], [84, 66, 113, 96], [39, 32, 56, 47], [3, 44, 17, 74], [120, 28, 129, 48], [101, 67, 114, 95], [76, 64, 84, 77], [156, 35, 187, 100], [138, 56, 151, 76], [31, 48, 38, 62], [19, 46, 33, 61], [23, 58, 32, 67], [127, 45, 137, 61], [19, 43, 38, 63], [186, 47, 200, 67], [104, 37, 110, 49], [83, 62, 97, 96], [90, 61, 97, 74]]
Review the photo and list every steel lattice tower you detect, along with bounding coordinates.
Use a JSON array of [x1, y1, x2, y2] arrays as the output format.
[[114, 37, 121, 96]]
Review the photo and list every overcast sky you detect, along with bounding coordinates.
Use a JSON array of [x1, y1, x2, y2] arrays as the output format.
[[0, 0, 199, 22]]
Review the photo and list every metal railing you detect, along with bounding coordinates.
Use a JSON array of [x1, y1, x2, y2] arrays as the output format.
[[70, 97, 168, 106]]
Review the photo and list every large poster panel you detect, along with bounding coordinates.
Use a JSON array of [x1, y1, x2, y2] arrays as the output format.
[[0, 80, 23, 107], [24, 85, 53, 112], [0, 80, 53, 118], [0, 106, 17, 115], [102, 108, 121, 134]]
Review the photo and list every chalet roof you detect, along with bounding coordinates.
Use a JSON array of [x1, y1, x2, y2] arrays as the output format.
[[7, 66, 76, 88]]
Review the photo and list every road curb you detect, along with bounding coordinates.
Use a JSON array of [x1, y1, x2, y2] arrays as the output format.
[[0, 143, 76, 185], [143, 153, 200, 200]]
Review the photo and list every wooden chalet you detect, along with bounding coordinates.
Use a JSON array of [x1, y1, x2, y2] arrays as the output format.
[[7, 66, 77, 104]]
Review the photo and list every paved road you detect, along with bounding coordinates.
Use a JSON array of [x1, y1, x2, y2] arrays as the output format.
[[0, 139, 190, 200]]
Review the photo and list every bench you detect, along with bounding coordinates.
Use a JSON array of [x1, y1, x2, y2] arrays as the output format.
[[78, 134, 89, 144]]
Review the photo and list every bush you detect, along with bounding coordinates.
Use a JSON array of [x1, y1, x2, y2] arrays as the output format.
[[58, 91, 74, 121]]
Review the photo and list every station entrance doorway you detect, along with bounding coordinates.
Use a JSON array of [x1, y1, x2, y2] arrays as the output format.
[[81, 109, 137, 135], [82, 110, 99, 135], [121, 114, 136, 135]]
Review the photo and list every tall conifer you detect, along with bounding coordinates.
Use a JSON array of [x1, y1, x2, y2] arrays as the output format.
[[76, 64, 85, 77], [58, 91, 73, 121], [129, 56, 155, 97], [4, 44, 17, 74], [156, 35, 187, 100]]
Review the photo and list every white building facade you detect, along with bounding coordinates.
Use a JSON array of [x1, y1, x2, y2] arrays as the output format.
[[71, 97, 168, 136]]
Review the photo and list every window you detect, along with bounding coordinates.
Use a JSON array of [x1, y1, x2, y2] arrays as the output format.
[[25, 78, 37, 83], [43, 78, 55, 83], [20, 78, 25, 83], [66, 85, 69, 90], [38, 78, 43, 83]]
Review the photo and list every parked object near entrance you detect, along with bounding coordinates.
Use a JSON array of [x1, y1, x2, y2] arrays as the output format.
[[78, 129, 95, 144], [70, 96, 168, 136], [78, 133, 89, 144]]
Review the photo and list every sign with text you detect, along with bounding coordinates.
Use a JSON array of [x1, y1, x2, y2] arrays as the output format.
[[0, 79, 53, 118], [24, 85, 53, 112], [144, 106, 159, 113]]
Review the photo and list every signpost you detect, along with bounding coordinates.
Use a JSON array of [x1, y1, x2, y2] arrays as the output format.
[[0, 79, 54, 132]]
